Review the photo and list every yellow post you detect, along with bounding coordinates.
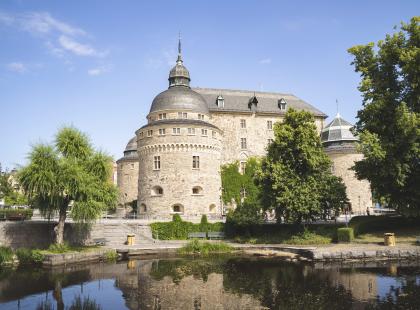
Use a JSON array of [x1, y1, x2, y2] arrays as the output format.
[[127, 234, 135, 246], [384, 233, 396, 246]]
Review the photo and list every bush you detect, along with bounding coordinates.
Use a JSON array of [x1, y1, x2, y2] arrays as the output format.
[[104, 250, 118, 262], [337, 228, 354, 243], [199, 215, 209, 233], [150, 217, 224, 240], [178, 240, 233, 255], [285, 229, 332, 245], [15, 248, 44, 266], [0, 246, 13, 265], [0, 208, 33, 220], [47, 242, 71, 253], [349, 216, 420, 236]]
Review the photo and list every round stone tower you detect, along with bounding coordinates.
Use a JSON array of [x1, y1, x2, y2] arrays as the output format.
[[116, 137, 139, 207], [321, 113, 372, 215], [135, 39, 222, 220]]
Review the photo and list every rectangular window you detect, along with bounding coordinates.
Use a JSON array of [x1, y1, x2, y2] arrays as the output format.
[[201, 129, 208, 136], [240, 119, 246, 128], [212, 131, 216, 138], [198, 114, 204, 120], [153, 156, 160, 170], [139, 132, 144, 138], [158, 113, 167, 120], [172, 128, 181, 135], [239, 161, 246, 174], [183, 112, 188, 119], [193, 156, 200, 169], [147, 130, 153, 137], [178, 112, 183, 118], [241, 138, 247, 149], [159, 128, 166, 135], [267, 121, 273, 130], [188, 128, 196, 135]]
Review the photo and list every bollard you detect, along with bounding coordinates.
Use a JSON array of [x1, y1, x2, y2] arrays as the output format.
[[127, 234, 135, 246], [384, 233, 396, 246]]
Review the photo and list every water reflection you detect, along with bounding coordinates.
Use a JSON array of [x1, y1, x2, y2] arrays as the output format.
[[0, 257, 419, 309]]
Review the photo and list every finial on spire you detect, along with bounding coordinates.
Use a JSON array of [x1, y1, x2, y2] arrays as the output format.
[[336, 99, 340, 118], [177, 32, 182, 63]]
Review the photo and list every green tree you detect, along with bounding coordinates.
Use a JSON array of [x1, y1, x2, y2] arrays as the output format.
[[257, 109, 347, 223], [348, 17, 420, 215], [0, 166, 28, 206], [18, 127, 118, 244], [221, 157, 261, 205]]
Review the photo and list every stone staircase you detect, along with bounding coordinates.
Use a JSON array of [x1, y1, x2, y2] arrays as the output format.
[[89, 222, 156, 247]]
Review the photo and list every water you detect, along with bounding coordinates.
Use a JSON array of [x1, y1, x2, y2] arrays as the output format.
[[0, 256, 419, 309]]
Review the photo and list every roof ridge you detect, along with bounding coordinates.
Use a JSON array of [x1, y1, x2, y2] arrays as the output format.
[[192, 87, 294, 97]]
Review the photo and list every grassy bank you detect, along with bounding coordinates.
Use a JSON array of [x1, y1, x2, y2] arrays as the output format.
[[178, 240, 233, 255]]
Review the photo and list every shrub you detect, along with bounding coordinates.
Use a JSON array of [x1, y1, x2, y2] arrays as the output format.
[[15, 248, 44, 266], [337, 228, 354, 243], [47, 242, 71, 253], [178, 240, 233, 255], [0, 208, 33, 220], [104, 250, 118, 262], [285, 229, 332, 245], [0, 246, 13, 265], [349, 216, 420, 236], [150, 217, 224, 240], [199, 215, 209, 233]]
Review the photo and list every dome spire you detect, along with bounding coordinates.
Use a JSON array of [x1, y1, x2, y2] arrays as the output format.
[[168, 33, 190, 88]]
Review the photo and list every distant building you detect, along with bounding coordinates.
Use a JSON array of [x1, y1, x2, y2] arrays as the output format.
[[117, 40, 372, 220]]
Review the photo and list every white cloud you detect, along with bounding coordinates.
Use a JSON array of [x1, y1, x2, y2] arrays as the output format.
[[87, 65, 110, 76], [259, 58, 271, 65], [58, 35, 98, 56], [7, 62, 27, 73]]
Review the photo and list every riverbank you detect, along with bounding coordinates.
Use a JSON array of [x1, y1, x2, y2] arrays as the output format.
[[33, 241, 420, 266]]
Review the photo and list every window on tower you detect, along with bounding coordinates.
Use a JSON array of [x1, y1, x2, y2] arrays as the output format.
[[153, 156, 161, 170], [192, 156, 200, 169]]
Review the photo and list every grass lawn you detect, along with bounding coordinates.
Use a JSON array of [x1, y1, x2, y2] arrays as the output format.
[[354, 227, 420, 244]]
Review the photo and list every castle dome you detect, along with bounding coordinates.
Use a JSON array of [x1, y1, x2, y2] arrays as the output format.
[[321, 113, 358, 150], [123, 136, 137, 157]]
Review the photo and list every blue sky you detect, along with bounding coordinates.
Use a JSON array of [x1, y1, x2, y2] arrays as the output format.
[[0, 1, 418, 169]]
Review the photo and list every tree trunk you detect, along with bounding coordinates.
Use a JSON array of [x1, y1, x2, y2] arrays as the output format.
[[54, 205, 67, 245]]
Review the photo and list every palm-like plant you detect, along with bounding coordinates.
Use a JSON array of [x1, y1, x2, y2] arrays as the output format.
[[18, 127, 118, 244]]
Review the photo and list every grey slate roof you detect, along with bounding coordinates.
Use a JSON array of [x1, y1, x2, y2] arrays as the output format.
[[193, 88, 326, 117], [321, 113, 358, 145]]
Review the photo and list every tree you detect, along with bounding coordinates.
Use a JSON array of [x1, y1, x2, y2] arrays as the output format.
[[348, 17, 420, 215], [18, 127, 118, 244], [257, 109, 348, 223], [0, 166, 28, 206], [221, 157, 261, 205]]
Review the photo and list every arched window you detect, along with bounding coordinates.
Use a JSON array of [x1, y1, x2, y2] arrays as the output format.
[[192, 186, 203, 195], [209, 204, 217, 214], [171, 204, 184, 214], [139, 203, 147, 213], [151, 186, 163, 196]]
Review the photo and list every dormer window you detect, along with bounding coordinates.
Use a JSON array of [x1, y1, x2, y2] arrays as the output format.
[[279, 98, 287, 110], [216, 95, 224, 108], [249, 95, 258, 110]]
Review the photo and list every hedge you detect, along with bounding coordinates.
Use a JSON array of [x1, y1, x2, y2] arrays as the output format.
[[349, 216, 420, 236], [0, 208, 33, 220], [337, 228, 354, 243], [150, 216, 224, 240]]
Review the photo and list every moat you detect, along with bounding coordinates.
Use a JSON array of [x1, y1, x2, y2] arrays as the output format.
[[1, 256, 419, 309]]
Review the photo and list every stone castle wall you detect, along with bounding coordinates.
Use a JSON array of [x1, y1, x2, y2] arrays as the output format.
[[209, 112, 325, 163], [136, 121, 222, 219], [327, 150, 372, 214], [116, 158, 139, 206]]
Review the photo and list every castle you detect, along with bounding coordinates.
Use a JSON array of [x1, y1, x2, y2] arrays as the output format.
[[117, 40, 372, 220]]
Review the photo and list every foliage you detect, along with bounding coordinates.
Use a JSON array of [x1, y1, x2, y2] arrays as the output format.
[[337, 228, 354, 243], [0, 208, 33, 220], [0, 167, 28, 206], [348, 17, 420, 215], [0, 246, 13, 265], [349, 215, 420, 236], [257, 109, 348, 223], [221, 157, 261, 205], [226, 202, 264, 236], [18, 126, 118, 244], [229, 224, 341, 244], [47, 242, 71, 253], [15, 248, 44, 266], [150, 217, 224, 240], [104, 250, 118, 262], [199, 214, 209, 232], [178, 240, 233, 255]]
